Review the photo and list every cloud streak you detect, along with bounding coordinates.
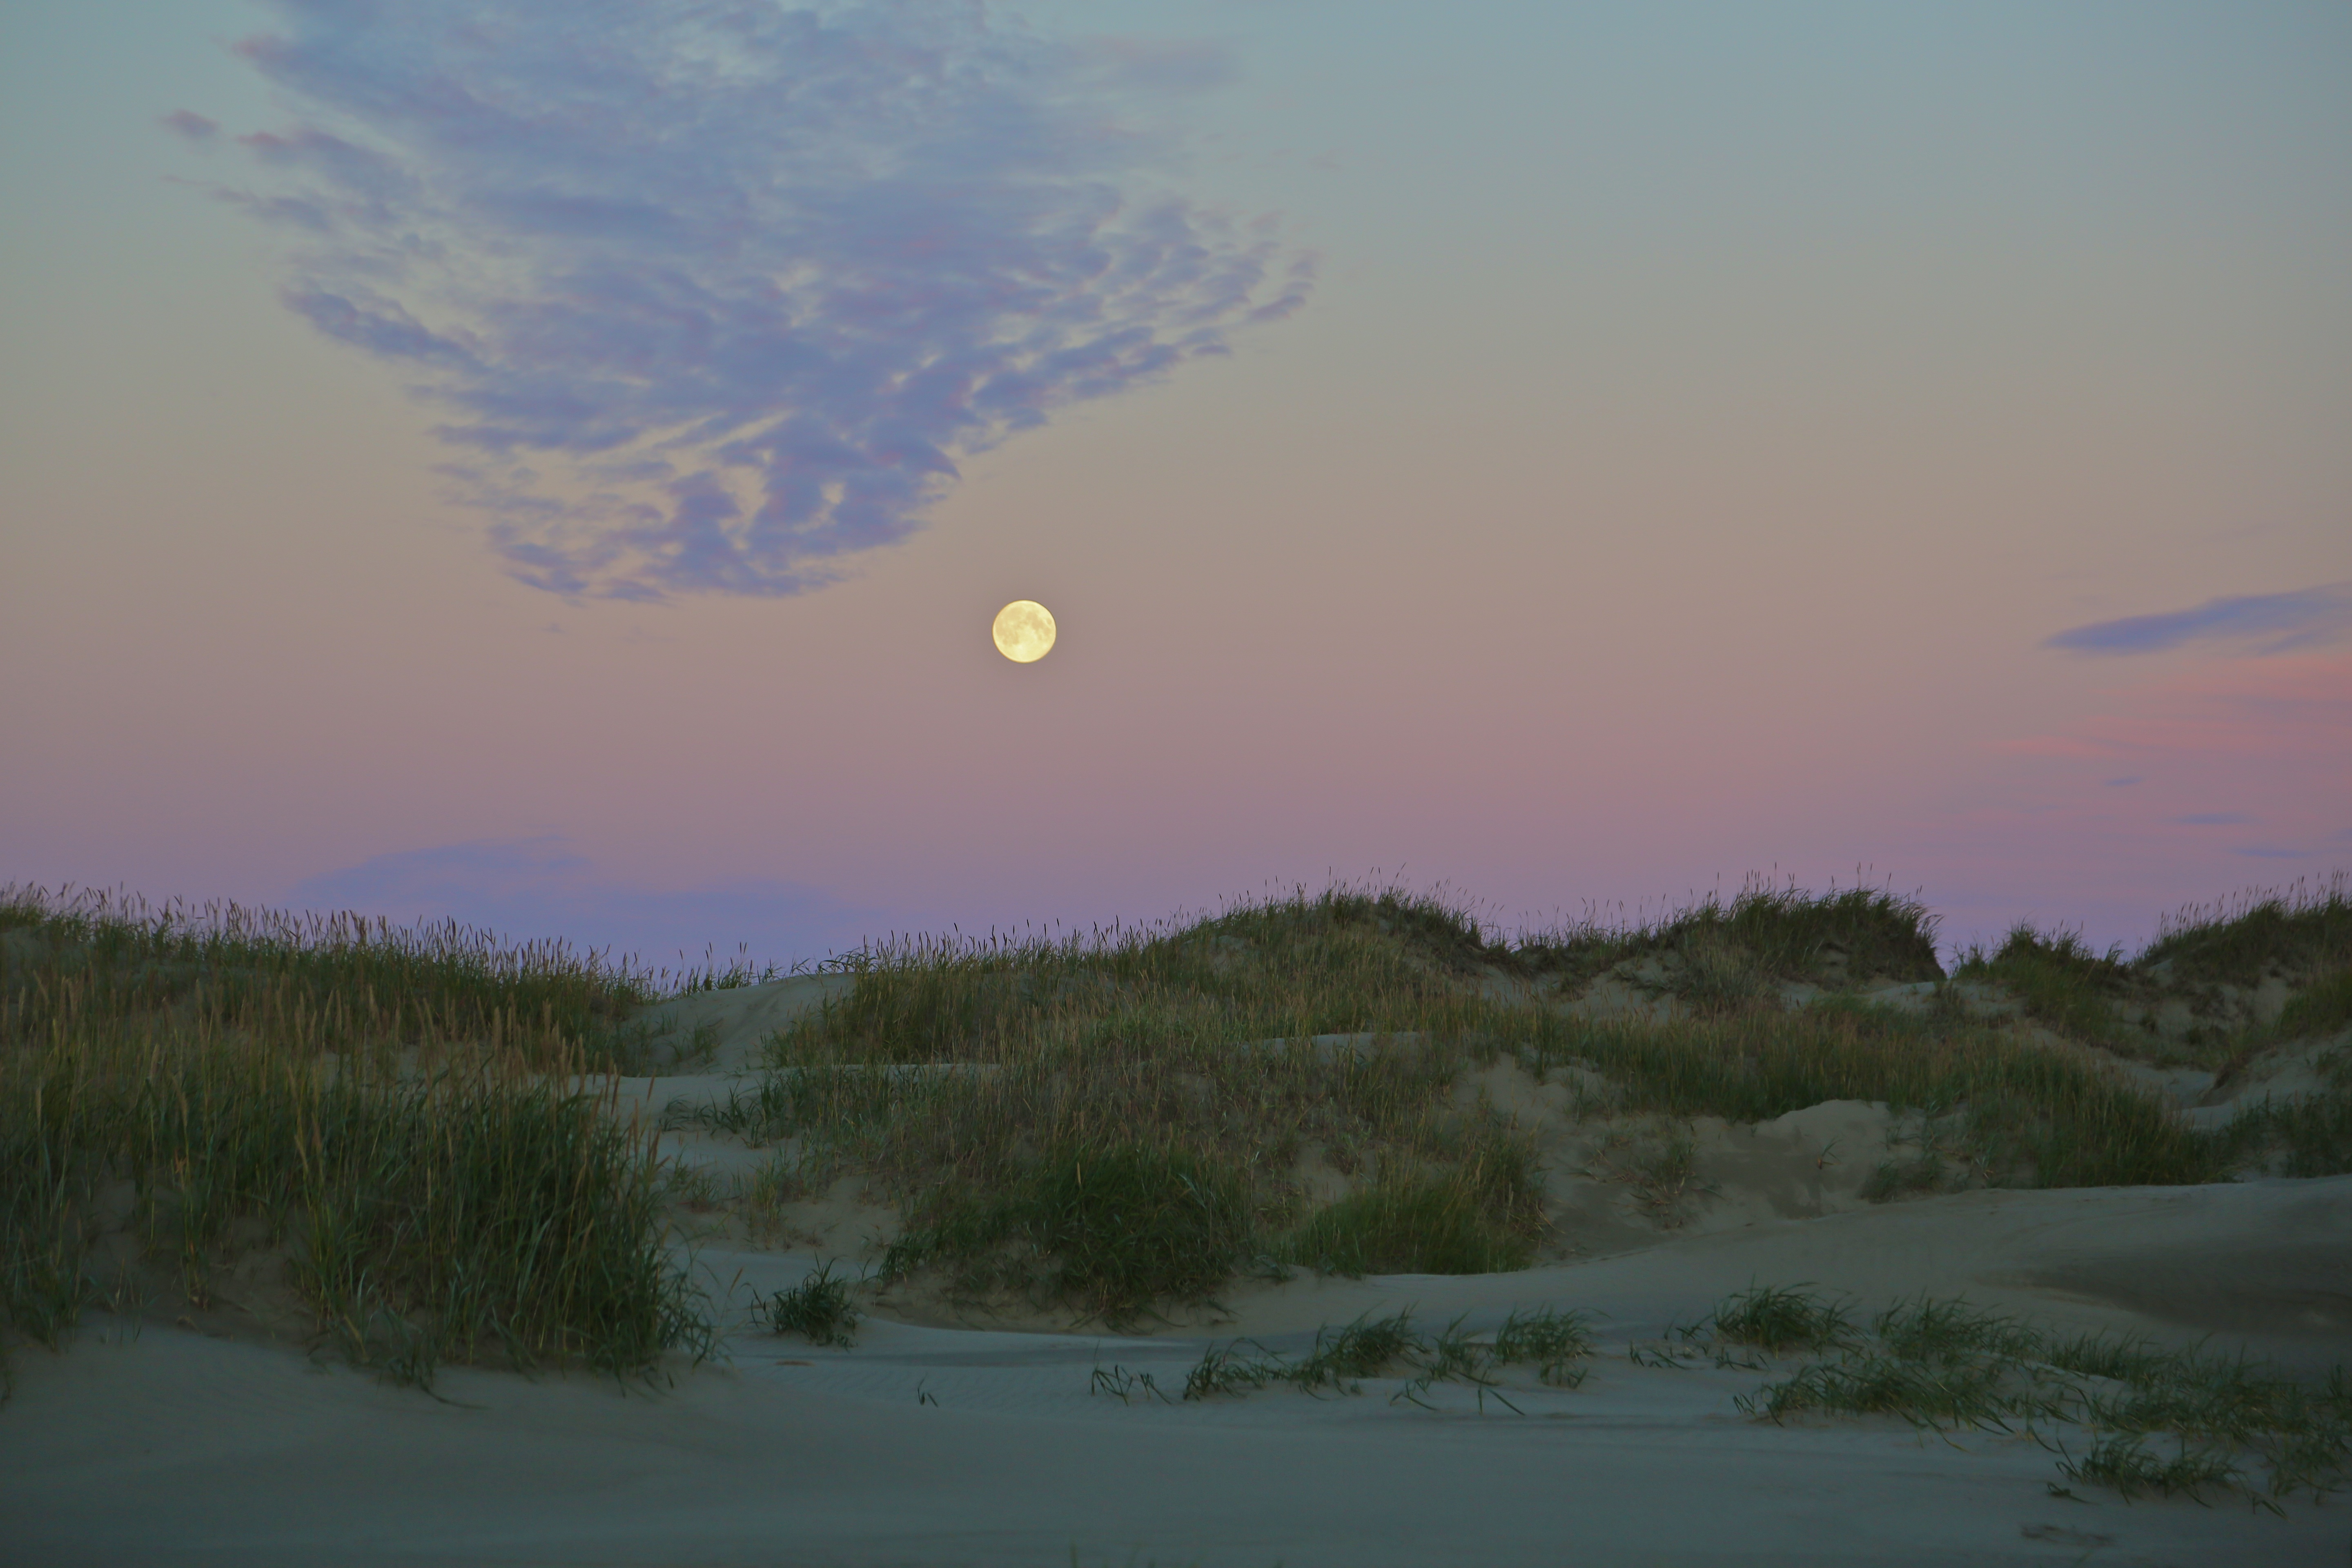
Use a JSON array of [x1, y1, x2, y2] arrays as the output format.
[[203, 1, 1311, 600], [289, 836, 885, 969], [2044, 585, 2351, 657]]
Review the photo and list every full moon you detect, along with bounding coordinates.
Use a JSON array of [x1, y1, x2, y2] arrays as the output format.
[[991, 599, 1057, 663]]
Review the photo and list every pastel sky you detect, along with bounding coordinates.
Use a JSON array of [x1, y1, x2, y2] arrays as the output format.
[[4, 0, 2347, 971]]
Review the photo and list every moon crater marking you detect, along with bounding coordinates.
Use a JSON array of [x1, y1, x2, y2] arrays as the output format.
[[992, 600, 1057, 663]]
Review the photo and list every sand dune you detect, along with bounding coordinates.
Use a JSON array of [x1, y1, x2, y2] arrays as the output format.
[[9, 897, 2349, 1566], [4, 1174, 2345, 1566]]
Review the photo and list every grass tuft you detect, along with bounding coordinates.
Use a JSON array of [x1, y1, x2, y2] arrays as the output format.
[[1178, 1305, 1593, 1407], [1700, 1284, 1856, 1353], [882, 1142, 1256, 1325], [1493, 1305, 1595, 1386], [1953, 926, 2130, 1044], [2056, 1432, 2250, 1503], [1721, 1291, 2350, 1508], [758, 1261, 862, 1348], [1277, 1162, 1537, 1278]]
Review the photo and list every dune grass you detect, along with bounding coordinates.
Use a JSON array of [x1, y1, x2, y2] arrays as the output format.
[[1515, 879, 1944, 993], [2270, 967, 2352, 1042], [1174, 1305, 1595, 1408], [880, 1142, 1260, 1323], [2141, 874, 2352, 985], [1519, 1001, 2221, 1189], [1276, 1162, 1537, 1278], [693, 880, 2257, 1319], [1718, 1290, 2351, 1508], [757, 1261, 863, 1348], [1, 885, 662, 1067], [0, 885, 713, 1393], [1951, 926, 2133, 1046], [2216, 1045, 2352, 1178], [12, 870, 2349, 1370], [720, 888, 1553, 1319]]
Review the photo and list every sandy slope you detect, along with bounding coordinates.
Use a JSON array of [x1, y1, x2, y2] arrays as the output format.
[[4, 1176, 2347, 1567]]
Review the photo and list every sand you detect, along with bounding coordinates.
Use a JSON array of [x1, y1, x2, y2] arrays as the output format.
[[3, 1174, 2345, 1566], [6, 974, 2347, 1564]]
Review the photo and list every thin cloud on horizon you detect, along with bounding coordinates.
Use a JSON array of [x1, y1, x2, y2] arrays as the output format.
[[289, 836, 886, 972], [2045, 585, 2350, 657]]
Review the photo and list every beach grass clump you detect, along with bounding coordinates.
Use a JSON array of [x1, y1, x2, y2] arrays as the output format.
[[1176, 1305, 1594, 1407], [2212, 1045, 2352, 1178], [1521, 1003, 2220, 1190], [2267, 966, 2352, 1044], [880, 1141, 1257, 1323], [292, 1067, 708, 1381], [774, 884, 1499, 1069], [0, 885, 713, 1390], [758, 1261, 862, 1347], [1699, 1285, 1857, 1354], [1492, 1304, 1596, 1386], [0, 1130, 106, 1374], [2139, 873, 2352, 985], [1277, 1154, 1540, 1278], [1951, 925, 2132, 1045], [725, 888, 1552, 1314], [1286, 1310, 1427, 1393], [2056, 1432, 2251, 1503], [1, 883, 662, 1073], [1517, 879, 1942, 993], [1728, 1293, 2352, 1507]]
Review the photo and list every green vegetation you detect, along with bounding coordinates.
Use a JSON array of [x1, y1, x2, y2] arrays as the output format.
[[1522, 1004, 2221, 1189], [1276, 1159, 1540, 1278], [11, 867, 2352, 1385], [1173, 1306, 1595, 1409], [2217, 1045, 2352, 1178], [1697, 1284, 1856, 1354], [2142, 874, 2352, 985], [1716, 1290, 2351, 1509], [1, 885, 660, 1068], [736, 889, 1552, 1321], [702, 877, 2351, 1319], [880, 1142, 1259, 1324], [1518, 879, 1944, 993], [2272, 967, 2352, 1042], [0, 885, 712, 1393], [757, 1261, 862, 1348], [1952, 925, 2131, 1045]]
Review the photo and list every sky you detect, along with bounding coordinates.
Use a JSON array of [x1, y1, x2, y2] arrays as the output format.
[[3, 0, 2347, 973]]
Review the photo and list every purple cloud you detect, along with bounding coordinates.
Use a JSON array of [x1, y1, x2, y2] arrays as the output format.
[[161, 110, 220, 143], [2045, 585, 2351, 657], [289, 836, 887, 972], [204, 1, 1312, 600]]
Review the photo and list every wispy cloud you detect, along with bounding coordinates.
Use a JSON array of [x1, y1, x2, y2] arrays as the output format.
[[196, 1, 1311, 601], [2045, 585, 2351, 657], [2168, 812, 2251, 826], [160, 110, 219, 143]]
